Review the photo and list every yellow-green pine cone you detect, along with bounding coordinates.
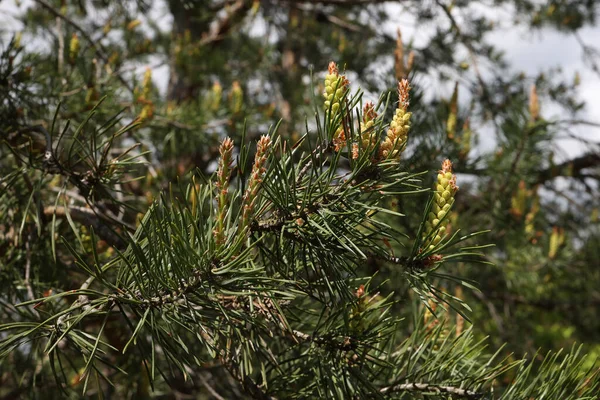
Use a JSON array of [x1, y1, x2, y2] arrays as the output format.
[[446, 82, 458, 140], [459, 119, 472, 160], [14, 32, 22, 49], [229, 81, 243, 114], [141, 68, 152, 100], [69, 33, 80, 64], [214, 137, 234, 247], [380, 108, 411, 159], [323, 61, 349, 118], [210, 81, 223, 112], [423, 159, 459, 250], [380, 79, 411, 160], [85, 87, 98, 106], [138, 104, 154, 122], [510, 180, 528, 218], [446, 113, 457, 140], [548, 226, 564, 259], [360, 101, 378, 151], [524, 194, 539, 239], [240, 135, 272, 233], [529, 84, 540, 122]]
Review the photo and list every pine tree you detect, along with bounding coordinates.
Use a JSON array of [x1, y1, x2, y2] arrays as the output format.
[[1, 1, 599, 398]]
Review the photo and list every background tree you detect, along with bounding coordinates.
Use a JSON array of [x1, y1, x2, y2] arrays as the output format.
[[1, 0, 599, 398]]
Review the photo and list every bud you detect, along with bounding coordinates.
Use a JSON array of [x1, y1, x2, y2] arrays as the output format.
[[138, 103, 154, 122], [529, 84, 540, 122], [103, 22, 112, 35], [135, 68, 154, 122], [349, 285, 372, 334], [394, 28, 405, 80], [356, 285, 365, 298], [332, 129, 346, 152], [423, 254, 443, 269], [510, 181, 528, 219], [446, 83, 458, 140], [141, 68, 152, 101], [380, 79, 411, 160], [422, 159, 459, 251], [127, 19, 142, 31], [458, 119, 472, 160], [210, 81, 222, 112], [214, 138, 235, 247], [14, 32, 22, 49], [240, 136, 272, 233], [70, 367, 86, 387], [524, 192, 539, 239], [85, 87, 99, 107], [406, 51, 415, 75], [229, 81, 243, 115], [69, 33, 80, 64], [323, 62, 350, 148], [548, 226, 565, 259], [108, 51, 119, 66], [251, 0, 260, 15]]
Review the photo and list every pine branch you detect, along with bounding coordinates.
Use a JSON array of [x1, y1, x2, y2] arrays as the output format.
[[383, 255, 435, 271], [200, 0, 253, 47], [379, 382, 483, 399], [535, 152, 600, 184], [280, 0, 397, 5], [43, 205, 126, 248], [132, 264, 214, 308], [458, 152, 599, 192], [295, 139, 333, 184]]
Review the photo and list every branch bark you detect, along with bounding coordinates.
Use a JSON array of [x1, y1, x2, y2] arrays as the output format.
[[280, 0, 396, 5], [380, 382, 482, 399], [43, 205, 126, 248], [534, 152, 600, 185], [460, 152, 600, 185]]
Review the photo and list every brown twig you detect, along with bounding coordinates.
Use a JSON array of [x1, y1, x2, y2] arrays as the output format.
[[56, 16, 64, 76], [198, 373, 227, 400], [43, 205, 126, 248], [534, 152, 600, 185], [200, 0, 253, 47], [295, 140, 333, 185], [380, 382, 482, 399], [472, 290, 505, 340], [459, 152, 600, 185], [574, 32, 600, 80], [280, 0, 396, 5], [23, 237, 40, 318]]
